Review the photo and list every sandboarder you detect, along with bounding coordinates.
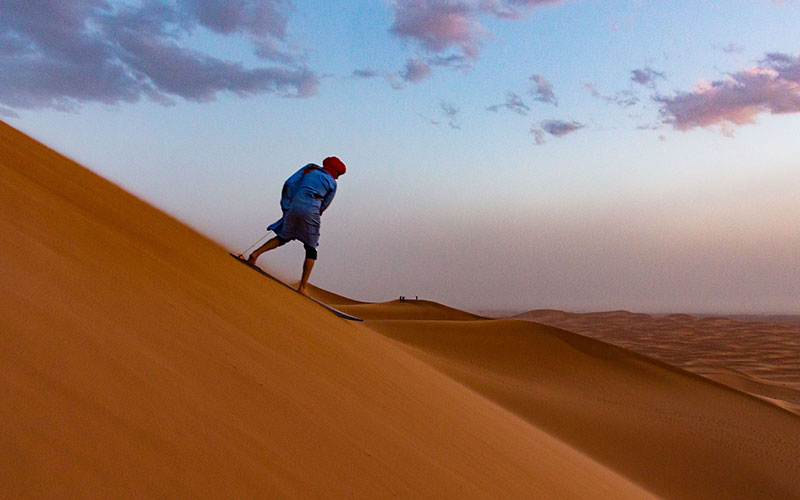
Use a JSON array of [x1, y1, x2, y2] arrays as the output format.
[[247, 156, 346, 295]]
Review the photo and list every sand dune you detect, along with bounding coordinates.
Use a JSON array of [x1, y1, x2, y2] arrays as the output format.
[[517, 309, 800, 414], [0, 122, 653, 498], [364, 315, 800, 499], [4, 121, 800, 499], [701, 368, 800, 413]]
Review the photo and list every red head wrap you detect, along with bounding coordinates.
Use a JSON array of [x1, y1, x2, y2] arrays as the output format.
[[322, 156, 346, 179]]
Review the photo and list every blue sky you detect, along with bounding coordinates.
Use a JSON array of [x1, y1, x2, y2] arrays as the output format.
[[3, 0, 799, 312]]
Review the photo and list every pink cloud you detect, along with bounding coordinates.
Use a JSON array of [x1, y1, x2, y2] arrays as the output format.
[[400, 58, 432, 82], [390, 0, 564, 60], [657, 54, 800, 133], [390, 1, 484, 59], [529, 73, 557, 105]]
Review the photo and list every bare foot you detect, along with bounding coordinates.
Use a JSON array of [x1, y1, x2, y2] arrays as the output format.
[[246, 253, 258, 266], [297, 285, 308, 296]]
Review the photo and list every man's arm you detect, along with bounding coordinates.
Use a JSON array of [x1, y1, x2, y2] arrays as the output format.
[[320, 182, 337, 215]]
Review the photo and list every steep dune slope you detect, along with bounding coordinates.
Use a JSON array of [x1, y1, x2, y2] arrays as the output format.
[[364, 315, 800, 500], [0, 122, 652, 498]]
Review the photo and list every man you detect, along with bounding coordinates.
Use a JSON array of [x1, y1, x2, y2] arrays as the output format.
[[247, 156, 346, 295]]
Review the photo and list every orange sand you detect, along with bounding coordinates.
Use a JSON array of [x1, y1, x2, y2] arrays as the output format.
[[0, 121, 650, 498], [517, 309, 800, 414], [2, 121, 799, 498]]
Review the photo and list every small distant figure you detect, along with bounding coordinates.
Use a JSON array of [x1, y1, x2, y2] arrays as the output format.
[[247, 157, 346, 295]]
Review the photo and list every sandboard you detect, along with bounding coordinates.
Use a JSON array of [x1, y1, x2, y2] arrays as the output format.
[[229, 253, 363, 322]]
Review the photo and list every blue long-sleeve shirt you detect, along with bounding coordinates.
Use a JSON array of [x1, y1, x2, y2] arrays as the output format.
[[268, 164, 337, 248]]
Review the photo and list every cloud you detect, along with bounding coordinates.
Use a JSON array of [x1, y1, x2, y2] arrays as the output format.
[[440, 99, 461, 129], [583, 83, 639, 107], [363, 50, 475, 91], [486, 91, 530, 115], [356, 54, 464, 90], [656, 52, 800, 133], [400, 57, 433, 82], [529, 73, 557, 105], [0, 106, 20, 118], [487, 73, 554, 114], [716, 42, 745, 54], [390, 1, 485, 60], [541, 119, 584, 136], [631, 66, 665, 87], [389, 0, 565, 62], [416, 112, 441, 126], [416, 101, 460, 129], [530, 127, 546, 145], [530, 118, 584, 144], [383, 72, 405, 90], [765, 52, 800, 82], [181, 0, 289, 39], [0, 0, 318, 111], [440, 100, 458, 117], [352, 68, 380, 79], [253, 38, 302, 63], [351, 67, 407, 90], [635, 122, 661, 131], [428, 53, 471, 70]]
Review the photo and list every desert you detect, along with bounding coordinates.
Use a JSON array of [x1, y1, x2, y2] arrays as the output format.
[[2, 122, 800, 498]]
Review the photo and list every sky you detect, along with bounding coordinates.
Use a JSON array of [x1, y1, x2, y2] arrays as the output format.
[[2, 0, 799, 313]]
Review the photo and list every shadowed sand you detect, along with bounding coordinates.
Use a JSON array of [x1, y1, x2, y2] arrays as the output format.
[[516, 310, 800, 414], [3, 121, 800, 498], [1, 122, 652, 498]]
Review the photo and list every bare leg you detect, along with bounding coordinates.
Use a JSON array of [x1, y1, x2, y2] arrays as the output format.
[[247, 237, 282, 265], [297, 258, 315, 295]]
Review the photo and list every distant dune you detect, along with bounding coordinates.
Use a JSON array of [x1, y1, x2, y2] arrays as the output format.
[[2, 121, 799, 499], [516, 309, 800, 414], [716, 314, 800, 325], [357, 309, 800, 499]]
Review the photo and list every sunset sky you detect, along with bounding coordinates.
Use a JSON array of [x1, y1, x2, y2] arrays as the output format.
[[3, 0, 799, 313]]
